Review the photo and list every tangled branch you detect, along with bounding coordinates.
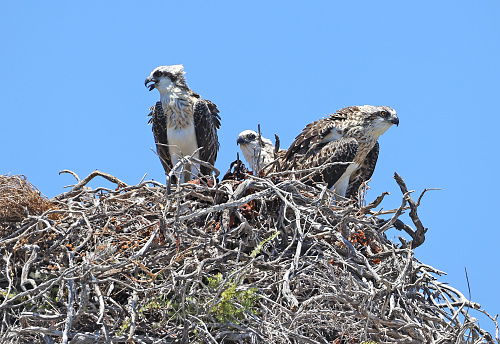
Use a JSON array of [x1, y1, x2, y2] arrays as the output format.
[[0, 163, 497, 344]]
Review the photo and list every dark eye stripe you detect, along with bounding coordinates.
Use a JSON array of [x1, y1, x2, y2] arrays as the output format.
[[152, 70, 178, 82], [166, 72, 177, 81]]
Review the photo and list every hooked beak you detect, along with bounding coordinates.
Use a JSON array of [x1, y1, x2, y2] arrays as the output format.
[[391, 116, 399, 127], [236, 137, 248, 145], [144, 76, 158, 91]]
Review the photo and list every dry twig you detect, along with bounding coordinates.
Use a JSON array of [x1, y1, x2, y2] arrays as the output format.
[[0, 162, 497, 344]]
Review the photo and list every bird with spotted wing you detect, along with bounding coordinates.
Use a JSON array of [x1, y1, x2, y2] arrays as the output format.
[[145, 65, 221, 183], [283, 105, 399, 201]]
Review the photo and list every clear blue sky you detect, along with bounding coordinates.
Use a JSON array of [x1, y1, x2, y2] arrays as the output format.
[[1, 1, 499, 336]]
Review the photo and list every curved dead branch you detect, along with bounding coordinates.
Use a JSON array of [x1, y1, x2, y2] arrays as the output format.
[[0, 164, 497, 344]]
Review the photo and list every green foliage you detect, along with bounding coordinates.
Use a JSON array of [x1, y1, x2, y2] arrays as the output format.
[[1, 289, 54, 310], [117, 317, 130, 336], [250, 231, 280, 258], [208, 273, 259, 323], [207, 272, 223, 289], [141, 293, 170, 313], [204, 232, 278, 323], [0, 290, 20, 299], [135, 231, 276, 326]]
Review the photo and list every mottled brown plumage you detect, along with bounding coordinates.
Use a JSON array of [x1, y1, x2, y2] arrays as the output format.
[[283, 105, 398, 199], [145, 65, 221, 181]]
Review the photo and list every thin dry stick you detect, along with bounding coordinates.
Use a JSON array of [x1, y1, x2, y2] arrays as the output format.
[[0, 166, 497, 344]]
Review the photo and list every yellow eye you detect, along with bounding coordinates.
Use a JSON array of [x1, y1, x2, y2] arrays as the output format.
[[381, 111, 387, 116]]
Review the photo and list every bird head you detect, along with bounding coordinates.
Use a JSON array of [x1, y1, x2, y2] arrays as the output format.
[[237, 130, 259, 146], [358, 105, 399, 138], [145, 65, 187, 93], [237, 130, 275, 171], [237, 130, 274, 148]]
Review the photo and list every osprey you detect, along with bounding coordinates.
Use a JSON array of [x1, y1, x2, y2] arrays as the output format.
[[145, 65, 221, 182], [283, 105, 399, 200], [236, 130, 284, 174]]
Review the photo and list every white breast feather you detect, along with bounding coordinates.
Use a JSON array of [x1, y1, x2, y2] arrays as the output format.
[[159, 88, 200, 179], [239, 144, 260, 171], [167, 124, 199, 161]]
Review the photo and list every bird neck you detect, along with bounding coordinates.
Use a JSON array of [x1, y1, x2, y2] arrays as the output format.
[[159, 87, 193, 129], [367, 123, 393, 140], [261, 144, 275, 164], [347, 126, 378, 157], [255, 143, 275, 172], [159, 84, 188, 102], [347, 125, 381, 141]]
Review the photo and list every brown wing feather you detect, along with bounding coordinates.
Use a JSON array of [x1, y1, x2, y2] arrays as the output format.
[[293, 137, 359, 189], [193, 98, 221, 175], [148, 102, 172, 174], [346, 141, 379, 198], [283, 107, 362, 162], [284, 118, 337, 161]]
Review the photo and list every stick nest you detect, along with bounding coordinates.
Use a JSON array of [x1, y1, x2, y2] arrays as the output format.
[[0, 163, 498, 344], [0, 175, 54, 225]]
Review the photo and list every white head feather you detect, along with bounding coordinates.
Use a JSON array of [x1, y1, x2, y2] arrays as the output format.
[[236, 130, 276, 173], [145, 64, 188, 98]]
